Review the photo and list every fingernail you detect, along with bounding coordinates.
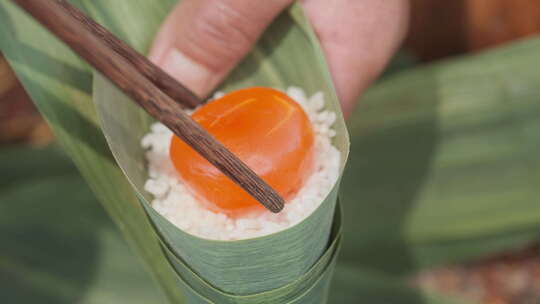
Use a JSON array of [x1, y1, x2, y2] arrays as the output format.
[[160, 48, 215, 97]]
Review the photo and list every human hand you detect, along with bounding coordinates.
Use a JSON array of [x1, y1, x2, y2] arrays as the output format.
[[149, 0, 409, 116]]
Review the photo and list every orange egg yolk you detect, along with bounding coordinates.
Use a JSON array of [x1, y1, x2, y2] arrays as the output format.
[[170, 87, 315, 215]]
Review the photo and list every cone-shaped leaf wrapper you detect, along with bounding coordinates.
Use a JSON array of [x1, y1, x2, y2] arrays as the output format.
[[92, 1, 349, 300]]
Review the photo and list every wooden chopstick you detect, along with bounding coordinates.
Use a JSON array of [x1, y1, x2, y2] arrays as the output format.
[[54, 0, 201, 110], [12, 0, 285, 213]]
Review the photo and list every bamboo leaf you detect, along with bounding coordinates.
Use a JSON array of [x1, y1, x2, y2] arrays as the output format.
[[331, 265, 473, 304], [4, 0, 540, 301], [0, 2, 186, 303], [341, 37, 540, 275], [90, 0, 348, 301], [1, 0, 349, 303], [1, 145, 470, 304], [0, 145, 167, 304]]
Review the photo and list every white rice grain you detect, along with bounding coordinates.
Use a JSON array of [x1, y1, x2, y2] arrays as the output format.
[[142, 87, 340, 240]]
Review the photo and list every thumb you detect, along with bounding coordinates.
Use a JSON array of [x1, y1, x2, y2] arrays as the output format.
[[149, 0, 293, 97]]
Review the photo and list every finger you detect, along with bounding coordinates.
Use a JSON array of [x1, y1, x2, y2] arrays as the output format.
[[302, 0, 410, 115], [149, 0, 293, 97]]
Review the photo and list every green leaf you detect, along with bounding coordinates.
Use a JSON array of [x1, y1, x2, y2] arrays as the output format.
[[0, 145, 166, 304], [1, 145, 470, 304], [341, 37, 540, 275], [1, 0, 349, 303], [0, 144, 73, 188], [4, 0, 540, 301], [0, 2, 185, 303], [331, 265, 472, 304], [90, 1, 349, 301]]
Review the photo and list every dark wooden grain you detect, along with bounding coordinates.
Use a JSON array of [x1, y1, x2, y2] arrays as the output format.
[[12, 0, 284, 213]]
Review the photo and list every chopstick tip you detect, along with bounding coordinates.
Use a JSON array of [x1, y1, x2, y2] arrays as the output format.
[[267, 196, 285, 213]]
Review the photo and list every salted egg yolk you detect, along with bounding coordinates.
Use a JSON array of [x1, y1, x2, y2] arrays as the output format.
[[170, 87, 315, 214]]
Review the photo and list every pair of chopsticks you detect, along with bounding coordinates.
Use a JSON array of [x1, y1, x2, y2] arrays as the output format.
[[12, 0, 284, 213]]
